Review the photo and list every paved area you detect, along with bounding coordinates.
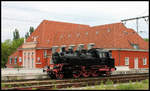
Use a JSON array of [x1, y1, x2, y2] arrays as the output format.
[[1, 68, 149, 81], [1, 68, 46, 76]]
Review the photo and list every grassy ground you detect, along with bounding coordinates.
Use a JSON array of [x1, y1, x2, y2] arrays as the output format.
[[65, 79, 149, 90]]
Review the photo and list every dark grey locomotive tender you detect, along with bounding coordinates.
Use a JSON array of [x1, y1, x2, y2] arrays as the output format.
[[45, 48, 116, 79]]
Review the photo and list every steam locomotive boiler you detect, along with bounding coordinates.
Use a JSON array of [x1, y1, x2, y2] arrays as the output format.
[[45, 48, 116, 79]]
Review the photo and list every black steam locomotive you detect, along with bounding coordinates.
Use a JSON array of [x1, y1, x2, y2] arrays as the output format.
[[45, 48, 116, 79]]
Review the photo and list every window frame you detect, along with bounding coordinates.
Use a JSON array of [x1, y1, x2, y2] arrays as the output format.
[[14, 56, 17, 64], [125, 57, 129, 66], [143, 57, 147, 65], [19, 57, 22, 62], [37, 57, 40, 62], [44, 50, 47, 58], [9, 57, 12, 64], [132, 44, 139, 49]]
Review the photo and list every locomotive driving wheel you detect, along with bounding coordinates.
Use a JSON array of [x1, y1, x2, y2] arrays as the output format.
[[55, 72, 64, 79], [91, 70, 99, 77], [106, 71, 111, 77], [73, 70, 82, 79], [82, 70, 90, 77], [81, 66, 90, 78]]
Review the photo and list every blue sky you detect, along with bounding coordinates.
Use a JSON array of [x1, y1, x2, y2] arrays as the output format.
[[1, 1, 149, 42]]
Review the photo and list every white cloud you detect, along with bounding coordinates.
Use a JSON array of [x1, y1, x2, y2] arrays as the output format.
[[1, 1, 149, 42]]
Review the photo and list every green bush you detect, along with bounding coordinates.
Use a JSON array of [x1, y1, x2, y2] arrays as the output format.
[[116, 84, 135, 90], [7, 85, 12, 88], [1, 83, 5, 88], [32, 88, 37, 90], [99, 81, 105, 90], [52, 85, 57, 90], [142, 79, 148, 84], [105, 79, 113, 85], [116, 81, 147, 90]]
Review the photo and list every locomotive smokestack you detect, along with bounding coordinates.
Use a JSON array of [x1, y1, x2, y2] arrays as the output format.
[[60, 45, 66, 52]]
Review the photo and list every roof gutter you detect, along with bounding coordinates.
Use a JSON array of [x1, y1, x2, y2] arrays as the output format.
[[104, 48, 149, 52], [18, 47, 52, 50]]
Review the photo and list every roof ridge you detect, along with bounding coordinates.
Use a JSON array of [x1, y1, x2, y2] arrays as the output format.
[[43, 20, 90, 26], [91, 22, 122, 28]]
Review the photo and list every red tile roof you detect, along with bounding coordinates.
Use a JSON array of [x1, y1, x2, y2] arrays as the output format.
[[19, 20, 148, 50]]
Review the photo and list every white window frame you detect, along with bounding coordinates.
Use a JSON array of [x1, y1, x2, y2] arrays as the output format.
[[9, 57, 12, 64], [125, 57, 129, 66], [37, 57, 40, 62], [143, 57, 147, 65], [44, 50, 47, 58], [19, 57, 22, 62], [14, 56, 17, 64]]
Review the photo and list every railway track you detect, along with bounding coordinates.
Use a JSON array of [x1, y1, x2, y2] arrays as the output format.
[[2, 73, 149, 90]]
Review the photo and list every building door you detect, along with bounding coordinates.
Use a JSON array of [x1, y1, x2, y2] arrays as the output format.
[[134, 57, 138, 69]]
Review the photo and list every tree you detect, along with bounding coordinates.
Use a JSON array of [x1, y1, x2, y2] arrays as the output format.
[[25, 26, 34, 39], [144, 38, 149, 42], [1, 39, 12, 68], [13, 29, 20, 40], [1, 38, 24, 68], [29, 26, 34, 35], [2, 26, 34, 68], [25, 32, 29, 39]]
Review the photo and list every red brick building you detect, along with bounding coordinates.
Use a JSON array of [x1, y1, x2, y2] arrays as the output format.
[[6, 20, 149, 69]]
